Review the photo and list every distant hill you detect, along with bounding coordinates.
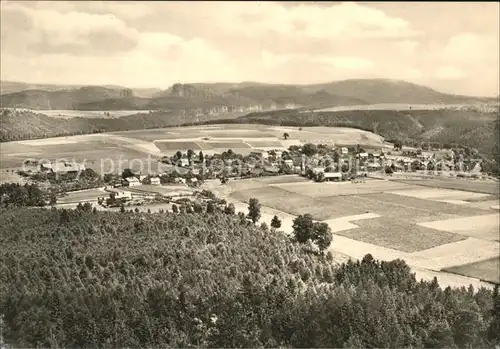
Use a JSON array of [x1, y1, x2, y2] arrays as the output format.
[[1, 79, 495, 112], [0, 81, 161, 99], [302, 79, 497, 104], [231, 108, 499, 170]]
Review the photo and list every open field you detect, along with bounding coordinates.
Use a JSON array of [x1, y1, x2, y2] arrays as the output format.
[[1, 124, 389, 170], [32, 109, 150, 119], [417, 214, 499, 241], [126, 184, 194, 197], [442, 257, 500, 284], [334, 216, 466, 252], [1, 139, 152, 171], [245, 140, 289, 148], [389, 188, 492, 201], [253, 175, 310, 185], [390, 178, 499, 195], [202, 177, 498, 288], [204, 141, 252, 149], [274, 180, 422, 198], [312, 103, 471, 112], [229, 186, 338, 220], [57, 188, 106, 204], [412, 238, 499, 270], [155, 141, 203, 151]]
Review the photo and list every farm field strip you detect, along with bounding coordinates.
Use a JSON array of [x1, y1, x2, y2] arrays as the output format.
[[411, 238, 499, 270], [245, 141, 285, 147], [154, 141, 203, 151], [272, 180, 421, 198], [57, 188, 107, 204], [442, 257, 500, 285], [126, 185, 194, 197], [417, 214, 500, 241], [388, 188, 491, 201], [436, 199, 469, 205], [465, 200, 500, 210], [201, 179, 496, 289], [253, 175, 310, 185], [322, 213, 381, 233], [390, 178, 499, 195], [230, 186, 374, 221], [357, 193, 494, 217], [204, 142, 252, 148], [333, 216, 466, 253]]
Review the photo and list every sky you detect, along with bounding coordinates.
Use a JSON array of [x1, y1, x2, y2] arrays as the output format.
[[1, 1, 499, 96]]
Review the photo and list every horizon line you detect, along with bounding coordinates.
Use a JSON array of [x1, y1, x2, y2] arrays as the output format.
[[1, 78, 498, 99]]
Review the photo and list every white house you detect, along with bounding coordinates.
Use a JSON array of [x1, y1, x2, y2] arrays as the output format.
[[114, 191, 132, 201], [124, 176, 141, 186], [341, 147, 348, 155], [323, 172, 342, 181], [180, 158, 190, 167], [150, 177, 161, 185], [283, 159, 294, 167]]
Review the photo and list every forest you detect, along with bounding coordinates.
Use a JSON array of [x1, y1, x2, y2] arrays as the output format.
[[1, 206, 499, 348]]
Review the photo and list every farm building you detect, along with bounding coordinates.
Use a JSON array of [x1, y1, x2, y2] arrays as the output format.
[[150, 177, 161, 185], [179, 158, 190, 167], [283, 159, 294, 167], [323, 172, 342, 181], [174, 177, 187, 184], [123, 177, 141, 186], [341, 147, 348, 155], [113, 191, 132, 201]]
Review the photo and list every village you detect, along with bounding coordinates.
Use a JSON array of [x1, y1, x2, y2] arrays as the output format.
[[3, 139, 488, 213]]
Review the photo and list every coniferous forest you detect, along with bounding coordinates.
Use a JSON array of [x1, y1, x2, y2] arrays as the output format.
[[1, 206, 499, 348]]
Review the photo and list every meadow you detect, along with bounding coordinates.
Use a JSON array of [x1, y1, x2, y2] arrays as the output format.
[[391, 177, 500, 195], [1, 124, 389, 171], [312, 103, 469, 112], [443, 257, 500, 284], [219, 175, 499, 285], [34, 109, 150, 118]]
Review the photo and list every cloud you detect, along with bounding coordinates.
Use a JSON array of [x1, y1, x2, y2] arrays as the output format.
[[260, 51, 374, 71], [395, 40, 419, 55], [312, 56, 374, 70], [1, 1, 498, 96], [1, 2, 139, 55], [209, 2, 421, 40], [436, 66, 466, 80]]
